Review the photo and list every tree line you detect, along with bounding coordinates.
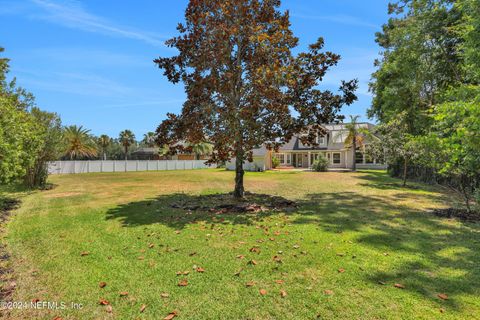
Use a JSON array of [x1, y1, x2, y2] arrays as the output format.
[[0, 47, 159, 188], [367, 0, 480, 212]]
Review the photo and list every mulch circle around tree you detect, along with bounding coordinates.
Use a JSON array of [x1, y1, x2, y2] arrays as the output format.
[[169, 192, 298, 214], [431, 208, 480, 222]]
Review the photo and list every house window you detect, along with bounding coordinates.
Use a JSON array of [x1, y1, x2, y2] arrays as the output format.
[[333, 153, 341, 164], [275, 153, 291, 165], [317, 135, 325, 145], [355, 152, 364, 164]]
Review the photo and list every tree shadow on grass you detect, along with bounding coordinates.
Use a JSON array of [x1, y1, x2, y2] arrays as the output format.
[[105, 173, 480, 311], [294, 191, 480, 311], [105, 192, 297, 229]]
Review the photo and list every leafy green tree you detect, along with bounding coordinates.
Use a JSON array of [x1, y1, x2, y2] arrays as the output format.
[[369, 0, 462, 134], [63, 125, 97, 160], [24, 108, 63, 188], [417, 97, 480, 212], [119, 130, 136, 160], [0, 47, 63, 187], [155, 0, 357, 198], [98, 135, 111, 160], [0, 96, 36, 184], [368, 113, 418, 186]]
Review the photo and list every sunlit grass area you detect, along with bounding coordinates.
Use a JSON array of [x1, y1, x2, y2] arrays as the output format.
[[1, 169, 479, 319]]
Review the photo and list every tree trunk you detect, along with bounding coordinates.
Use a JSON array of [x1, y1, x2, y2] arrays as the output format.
[[103, 152, 107, 161], [403, 157, 408, 187], [233, 148, 245, 199], [352, 138, 356, 172], [460, 176, 472, 213], [124, 146, 128, 161]]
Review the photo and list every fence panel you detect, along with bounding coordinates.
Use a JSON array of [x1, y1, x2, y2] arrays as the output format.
[[48, 160, 216, 174]]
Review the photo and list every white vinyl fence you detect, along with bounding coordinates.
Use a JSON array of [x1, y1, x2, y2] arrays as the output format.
[[48, 160, 216, 175]]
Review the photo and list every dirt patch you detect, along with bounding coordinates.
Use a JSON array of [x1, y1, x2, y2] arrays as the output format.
[[0, 197, 21, 312], [432, 208, 480, 222], [169, 192, 298, 214], [44, 192, 82, 198]]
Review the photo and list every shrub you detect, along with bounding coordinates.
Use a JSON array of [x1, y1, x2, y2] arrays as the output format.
[[272, 157, 280, 169], [312, 156, 329, 172]]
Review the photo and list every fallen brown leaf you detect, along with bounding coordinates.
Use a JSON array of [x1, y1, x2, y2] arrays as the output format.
[[176, 271, 190, 276], [250, 247, 260, 253], [80, 251, 89, 256], [248, 260, 257, 266], [274, 280, 284, 284], [119, 291, 128, 297], [164, 310, 178, 320], [234, 268, 243, 276], [259, 289, 267, 295], [196, 267, 205, 273], [148, 243, 154, 248], [160, 292, 170, 298], [437, 293, 449, 300], [280, 290, 287, 298], [245, 281, 256, 287], [324, 290, 334, 295], [99, 282, 107, 288], [273, 256, 282, 263], [99, 299, 109, 305], [178, 279, 188, 287], [105, 305, 113, 313], [140, 304, 146, 313], [394, 283, 405, 289], [236, 255, 245, 259], [338, 268, 345, 273]]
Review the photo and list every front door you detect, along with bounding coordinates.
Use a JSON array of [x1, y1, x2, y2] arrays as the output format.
[[297, 154, 303, 167]]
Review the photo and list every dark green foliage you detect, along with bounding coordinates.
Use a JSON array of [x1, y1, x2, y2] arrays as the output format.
[[0, 47, 63, 188], [271, 157, 280, 169], [312, 156, 328, 172]]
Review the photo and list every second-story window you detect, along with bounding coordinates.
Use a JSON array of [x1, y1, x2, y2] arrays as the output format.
[[317, 135, 325, 145]]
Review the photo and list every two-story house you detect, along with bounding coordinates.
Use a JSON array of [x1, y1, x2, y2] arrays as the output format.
[[226, 122, 386, 171]]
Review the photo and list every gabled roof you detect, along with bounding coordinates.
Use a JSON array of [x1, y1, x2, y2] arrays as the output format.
[[259, 122, 377, 152]]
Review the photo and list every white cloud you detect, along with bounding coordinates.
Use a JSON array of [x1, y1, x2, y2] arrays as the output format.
[[28, 0, 168, 47], [15, 69, 134, 97]]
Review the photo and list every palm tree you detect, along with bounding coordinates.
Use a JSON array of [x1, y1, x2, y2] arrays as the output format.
[[340, 115, 364, 172], [158, 144, 171, 159], [98, 134, 111, 160], [142, 132, 157, 147], [119, 130, 136, 160], [63, 125, 97, 160], [187, 141, 214, 160]]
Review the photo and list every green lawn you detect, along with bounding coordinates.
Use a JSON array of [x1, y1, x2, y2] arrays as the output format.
[[1, 169, 479, 319]]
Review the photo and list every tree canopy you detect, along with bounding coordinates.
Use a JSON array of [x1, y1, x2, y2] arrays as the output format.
[[154, 0, 357, 197]]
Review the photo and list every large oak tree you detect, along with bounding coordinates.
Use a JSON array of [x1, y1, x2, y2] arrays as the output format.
[[154, 0, 357, 198]]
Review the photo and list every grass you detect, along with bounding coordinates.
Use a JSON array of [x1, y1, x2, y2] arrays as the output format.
[[1, 169, 479, 319]]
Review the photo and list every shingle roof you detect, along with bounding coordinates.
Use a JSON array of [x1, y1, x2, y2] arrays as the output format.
[[255, 122, 377, 153]]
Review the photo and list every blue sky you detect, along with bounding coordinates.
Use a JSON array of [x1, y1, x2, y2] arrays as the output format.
[[0, 0, 390, 139]]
